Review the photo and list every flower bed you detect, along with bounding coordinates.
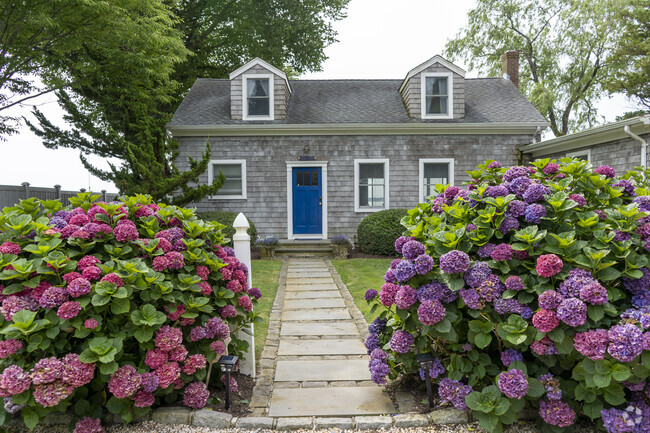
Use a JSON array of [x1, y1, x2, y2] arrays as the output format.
[[364, 160, 650, 432], [0, 194, 261, 432]]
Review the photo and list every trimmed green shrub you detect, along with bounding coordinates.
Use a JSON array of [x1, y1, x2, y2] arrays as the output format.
[[364, 160, 650, 433], [357, 209, 408, 256], [198, 211, 257, 247], [0, 194, 262, 431]]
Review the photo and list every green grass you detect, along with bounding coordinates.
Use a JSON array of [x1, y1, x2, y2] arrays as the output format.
[[332, 258, 393, 324], [251, 259, 283, 361]]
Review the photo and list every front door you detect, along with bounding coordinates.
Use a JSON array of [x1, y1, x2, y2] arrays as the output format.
[[292, 167, 322, 235]]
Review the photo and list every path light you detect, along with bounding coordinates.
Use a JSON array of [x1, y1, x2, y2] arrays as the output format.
[[217, 355, 238, 410], [415, 352, 436, 408]]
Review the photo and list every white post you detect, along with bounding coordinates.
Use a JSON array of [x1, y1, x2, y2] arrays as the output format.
[[232, 212, 255, 378]]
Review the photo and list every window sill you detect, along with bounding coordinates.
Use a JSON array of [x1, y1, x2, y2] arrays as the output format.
[[209, 195, 247, 200], [354, 206, 387, 213]]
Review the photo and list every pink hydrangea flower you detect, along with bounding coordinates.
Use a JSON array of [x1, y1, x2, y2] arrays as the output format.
[[165, 303, 186, 321], [219, 305, 237, 318], [154, 326, 183, 351], [198, 282, 212, 296], [183, 354, 207, 375], [169, 345, 188, 362], [67, 278, 91, 298], [0, 340, 22, 359], [0, 242, 21, 255], [73, 417, 104, 433], [33, 380, 73, 407], [84, 318, 99, 329], [57, 301, 82, 320], [0, 365, 31, 395], [31, 357, 63, 384], [183, 382, 210, 409], [77, 255, 101, 271], [81, 266, 101, 280], [113, 219, 139, 242], [226, 279, 242, 293], [532, 309, 559, 333], [196, 265, 209, 281], [210, 340, 226, 355], [132, 390, 155, 407], [164, 251, 185, 269], [153, 256, 169, 271], [237, 295, 253, 312], [63, 272, 83, 285], [536, 254, 563, 277], [61, 353, 95, 387], [108, 365, 141, 398], [155, 362, 181, 389]]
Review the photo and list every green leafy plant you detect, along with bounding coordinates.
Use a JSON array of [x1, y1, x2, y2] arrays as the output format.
[[357, 209, 409, 256]]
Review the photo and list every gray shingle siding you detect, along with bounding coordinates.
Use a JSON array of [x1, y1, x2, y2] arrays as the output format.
[[177, 134, 530, 239], [531, 133, 650, 174], [401, 63, 465, 119], [229, 64, 289, 120]]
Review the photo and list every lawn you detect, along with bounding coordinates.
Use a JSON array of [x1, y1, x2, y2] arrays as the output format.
[[251, 259, 283, 361], [332, 258, 393, 324]]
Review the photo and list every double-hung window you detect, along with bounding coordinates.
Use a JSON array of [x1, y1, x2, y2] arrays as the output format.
[[421, 72, 453, 119], [419, 158, 454, 202], [208, 160, 247, 199], [243, 74, 274, 120], [355, 159, 389, 212], [566, 150, 590, 161]]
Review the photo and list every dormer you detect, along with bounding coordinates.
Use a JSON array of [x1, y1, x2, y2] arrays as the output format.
[[399, 55, 465, 120], [229, 58, 292, 121]]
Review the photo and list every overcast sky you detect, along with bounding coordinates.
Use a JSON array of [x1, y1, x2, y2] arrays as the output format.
[[0, 0, 640, 193]]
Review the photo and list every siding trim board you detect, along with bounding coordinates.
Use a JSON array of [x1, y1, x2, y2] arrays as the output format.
[[286, 161, 328, 240], [168, 122, 547, 137]]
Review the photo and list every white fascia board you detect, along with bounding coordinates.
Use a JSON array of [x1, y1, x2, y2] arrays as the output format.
[[167, 122, 549, 137], [400, 55, 466, 93], [520, 116, 650, 158], [229, 57, 292, 93]]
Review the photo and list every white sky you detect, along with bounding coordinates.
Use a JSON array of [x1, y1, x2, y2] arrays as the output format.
[[0, 0, 641, 193]]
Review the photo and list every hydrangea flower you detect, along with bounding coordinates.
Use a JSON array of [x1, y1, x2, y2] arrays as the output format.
[[33, 380, 74, 407], [133, 390, 155, 408], [108, 365, 141, 398], [568, 194, 587, 207], [579, 281, 608, 305], [113, 219, 139, 242], [140, 372, 159, 392], [508, 200, 527, 218], [57, 301, 82, 320], [379, 283, 399, 307], [508, 177, 531, 196], [68, 278, 91, 298], [0, 365, 31, 395], [539, 373, 562, 400], [465, 262, 492, 288], [210, 340, 226, 355], [165, 251, 185, 269], [438, 378, 473, 411], [494, 298, 523, 315], [490, 243, 513, 261], [608, 324, 643, 362], [503, 166, 530, 182], [73, 417, 104, 433], [81, 266, 101, 280], [539, 399, 575, 427], [414, 254, 434, 274], [39, 286, 69, 308], [154, 326, 183, 351], [559, 268, 595, 298], [389, 330, 413, 354], [394, 236, 412, 254], [498, 216, 520, 233], [0, 242, 21, 255], [183, 354, 207, 375], [219, 305, 237, 318], [439, 250, 470, 274], [459, 288, 483, 310], [523, 183, 550, 203], [395, 285, 417, 309], [155, 362, 181, 389], [238, 295, 253, 312], [418, 357, 445, 380], [532, 309, 559, 333], [417, 299, 445, 325], [531, 336, 559, 356], [601, 407, 641, 433], [31, 357, 63, 385], [524, 204, 546, 223], [368, 317, 387, 335], [505, 275, 525, 291], [145, 349, 168, 370], [364, 289, 378, 301], [365, 334, 379, 354], [633, 196, 650, 212], [77, 255, 101, 270], [498, 369, 529, 399], [169, 346, 188, 362], [205, 317, 230, 340], [594, 165, 615, 178], [477, 243, 496, 258], [543, 163, 559, 175], [487, 161, 501, 169], [613, 179, 636, 196], [221, 374, 238, 392], [556, 298, 587, 327], [83, 317, 98, 330], [248, 287, 262, 300], [395, 260, 416, 282], [0, 340, 22, 359], [536, 254, 563, 277], [402, 240, 425, 260], [500, 349, 523, 367], [538, 290, 563, 310], [485, 185, 509, 198], [183, 382, 209, 409], [476, 275, 505, 302]]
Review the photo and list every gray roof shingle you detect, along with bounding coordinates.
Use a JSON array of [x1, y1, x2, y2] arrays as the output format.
[[168, 78, 546, 127]]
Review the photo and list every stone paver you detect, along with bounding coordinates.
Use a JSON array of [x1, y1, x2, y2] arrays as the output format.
[[286, 284, 339, 291], [268, 387, 396, 417], [285, 277, 334, 285], [284, 298, 345, 309], [282, 308, 351, 321], [278, 339, 366, 355], [275, 359, 371, 381], [285, 290, 341, 299], [280, 322, 358, 336], [287, 272, 332, 278]]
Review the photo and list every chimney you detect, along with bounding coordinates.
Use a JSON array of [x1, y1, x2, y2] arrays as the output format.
[[501, 51, 519, 88]]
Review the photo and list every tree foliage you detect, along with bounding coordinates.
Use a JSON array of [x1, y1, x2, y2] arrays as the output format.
[[445, 0, 627, 136], [25, 0, 348, 204], [606, 0, 650, 110]]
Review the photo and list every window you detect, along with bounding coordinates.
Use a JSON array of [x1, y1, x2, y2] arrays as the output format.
[[243, 74, 274, 120], [354, 159, 389, 212], [208, 160, 247, 199], [567, 150, 590, 161], [421, 72, 453, 119], [419, 159, 454, 202]]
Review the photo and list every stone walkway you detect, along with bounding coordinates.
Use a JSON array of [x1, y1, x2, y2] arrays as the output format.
[[253, 257, 396, 417]]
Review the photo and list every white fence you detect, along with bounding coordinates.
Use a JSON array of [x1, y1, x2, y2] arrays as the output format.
[[233, 213, 256, 378]]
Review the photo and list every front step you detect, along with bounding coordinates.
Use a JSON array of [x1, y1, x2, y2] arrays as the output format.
[[276, 239, 334, 256]]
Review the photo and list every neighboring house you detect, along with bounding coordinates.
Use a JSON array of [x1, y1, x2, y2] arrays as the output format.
[[520, 115, 650, 174], [168, 53, 547, 240]]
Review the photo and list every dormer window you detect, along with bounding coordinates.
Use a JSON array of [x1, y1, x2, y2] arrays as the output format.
[[243, 74, 274, 120], [421, 72, 453, 119]]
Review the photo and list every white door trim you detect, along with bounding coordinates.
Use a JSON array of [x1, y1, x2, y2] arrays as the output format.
[[286, 161, 328, 240]]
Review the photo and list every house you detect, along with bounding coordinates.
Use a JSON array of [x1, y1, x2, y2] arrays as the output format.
[[167, 52, 548, 240], [520, 115, 650, 173]]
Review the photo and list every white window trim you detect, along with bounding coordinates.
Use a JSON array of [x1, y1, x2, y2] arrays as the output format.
[[419, 158, 455, 202], [566, 149, 591, 161], [242, 73, 274, 121], [421, 72, 454, 119], [208, 159, 247, 200], [286, 161, 328, 240], [354, 159, 390, 213]]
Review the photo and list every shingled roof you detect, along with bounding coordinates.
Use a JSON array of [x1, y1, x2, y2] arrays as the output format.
[[168, 77, 546, 127]]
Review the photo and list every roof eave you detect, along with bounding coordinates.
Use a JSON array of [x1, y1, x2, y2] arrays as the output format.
[[167, 122, 549, 137], [520, 115, 650, 157]]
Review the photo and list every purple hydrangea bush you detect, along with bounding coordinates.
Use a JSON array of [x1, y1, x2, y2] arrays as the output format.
[[0, 194, 261, 431], [365, 159, 650, 432]]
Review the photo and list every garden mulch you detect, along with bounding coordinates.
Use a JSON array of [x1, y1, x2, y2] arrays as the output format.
[[207, 372, 255, 417]]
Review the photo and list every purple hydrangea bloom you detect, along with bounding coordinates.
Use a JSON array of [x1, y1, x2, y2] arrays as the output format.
[[594, 165, 615, 178], [608, 324, 643, 362], [523, 183, 550, 203], [621, 306, 650, 329], [579, 281, 608, 305], [395, 260, 416, 282], [417, 281, 457, 303], [538, 290, 563, 310], [476, 274, 505, 302], [395, 285, 418, 309], [539, 399, 575, 427], [491, 243, 514, 261], [614, 230, 632, 242], [394, 236, 411, 255], [508, 200, 527, 218], [533, 309, 559, 333], [505, 275, 525, 291], [369, 349, 390, 384], [108, 365, 141, 399], [402, 240, 425, 260], [556, 298, 587, 327], [113, 219, 139, 242], [494, 298, 523, 315], [498, 369, 529, 399], [414, 254, 434, 275], [389, 330, 414, 354], [543, 163, 559, 175], [417, 299, 446, 325], [498, 216, 520, 234], [368, 317, 387, 335], [140, 372, 159, 392], [365, 334, 379, 355], [464, 262, 492, 288], [508, 177, 532, 197], [364, 289, 378, 301], [418, 357, 445, 380], [601, 407, 640, 433], [520, 306, 533, 319], [444, 186, 460, 199], [438, 378, 472, 411], [384, 269, 397, 283], [439, 250, 470, 274], [633, 196, 650, 212], [39, 286, 69, 308], [487, 161, 501, 169], [380, 283, 399, 306], [500, 349, 523, 367], [485, 185, 509, 198], [559, 268, 596, 298], [477, 243, 496, 258], [459, 288, 483, 309], [613, 179, 636, 196], [568, 194, 587, 207], [466, 223, 477, 231], [503, 166, 530, 183], [573, 329, 609, 360], [539, 373, 562, 400], [524, 203, 546, 223]]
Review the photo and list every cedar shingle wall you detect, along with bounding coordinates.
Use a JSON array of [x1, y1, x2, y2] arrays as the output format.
[[230, 64, 289, 120], [401, 63, 465, 119]]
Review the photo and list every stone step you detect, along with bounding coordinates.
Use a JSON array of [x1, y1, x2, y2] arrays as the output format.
[[282, 309, 351, 321], [268, 387, 396, 417], [284, 298, 345, 309], [275, 359, 370, 382], [286, 284, 338, 292], [287, 272, 332, 278], [285, 291, 341, 299], [280, 322, 359, 336], [285, 277, 335, 285], [278, 339, 367, 356]]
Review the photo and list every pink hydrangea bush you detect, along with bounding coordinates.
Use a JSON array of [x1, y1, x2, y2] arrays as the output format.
[[365, 159, 650, 432], [0, 194, 261, 429]]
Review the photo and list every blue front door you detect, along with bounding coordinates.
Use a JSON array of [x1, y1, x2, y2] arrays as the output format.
[[292, 167, 322, 235]]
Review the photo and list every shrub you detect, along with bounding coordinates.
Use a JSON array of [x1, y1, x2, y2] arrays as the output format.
[[197, 211, 257, 247], [254, 236, 279, 248], [0, 194, 262, 431], [330, 235, 353, 248], [357, 209, 408, 256], [364, 159, 650, 433]]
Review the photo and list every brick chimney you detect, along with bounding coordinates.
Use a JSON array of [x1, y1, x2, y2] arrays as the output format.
[[501, 51, 519, 88]]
